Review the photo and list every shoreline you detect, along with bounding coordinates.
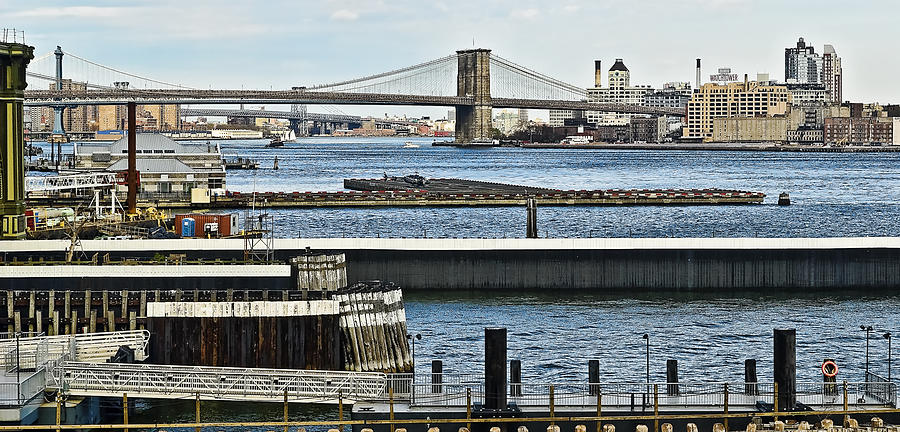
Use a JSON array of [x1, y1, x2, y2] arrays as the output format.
[[434, 141, 900, 152]]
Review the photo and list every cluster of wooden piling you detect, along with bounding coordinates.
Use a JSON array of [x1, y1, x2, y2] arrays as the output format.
[[336, 282, 412, 373], [291, 253, 348, 292], [0, 289, 327, 335]]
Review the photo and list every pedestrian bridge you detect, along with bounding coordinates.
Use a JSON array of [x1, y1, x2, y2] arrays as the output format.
[[48, 362, 386, 404]]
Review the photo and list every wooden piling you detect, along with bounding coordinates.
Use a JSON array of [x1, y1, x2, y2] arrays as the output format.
[[666, 359, 679, 396], [589, 359, 599, 396], [745, 359, 758, 395], [511, 359, 522, 396], [773, 329, 796, 411]]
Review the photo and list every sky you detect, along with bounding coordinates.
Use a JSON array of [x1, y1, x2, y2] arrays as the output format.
[[2, 0, 898, 118]]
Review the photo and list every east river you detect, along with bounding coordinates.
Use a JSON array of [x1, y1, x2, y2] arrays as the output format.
[[30, 138, 900, 428]]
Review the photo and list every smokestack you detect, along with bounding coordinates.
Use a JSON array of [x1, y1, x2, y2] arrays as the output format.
[[594, 60, 603, 87], [744, 73, 749, 91], [695, 58, 701, 89]]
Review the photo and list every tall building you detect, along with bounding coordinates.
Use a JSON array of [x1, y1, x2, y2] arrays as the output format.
[[97, 105, 127, 131], [586, 58, 654, 125], [785, 37, 823, 84], [822, 44, 842, 103], [683, 81, 792, 140], [642, 82, 692, 109]]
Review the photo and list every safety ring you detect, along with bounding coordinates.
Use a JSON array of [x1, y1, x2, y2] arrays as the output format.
[[822, 360, 838, 377]]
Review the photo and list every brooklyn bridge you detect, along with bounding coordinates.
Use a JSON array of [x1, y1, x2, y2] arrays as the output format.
[[23, 47, 683, 142]]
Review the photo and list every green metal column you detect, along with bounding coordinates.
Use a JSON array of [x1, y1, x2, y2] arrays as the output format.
[[0, 41, 34, 239]]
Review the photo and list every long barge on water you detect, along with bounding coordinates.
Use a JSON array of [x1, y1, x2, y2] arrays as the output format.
[[28, 177, 766, 209]]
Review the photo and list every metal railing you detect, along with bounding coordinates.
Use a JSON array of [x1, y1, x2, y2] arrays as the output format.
[[384, 373, 897, 409], [0, 330, 150, 371], [50, 362, 387, 403], [0, 370, 45, 407]]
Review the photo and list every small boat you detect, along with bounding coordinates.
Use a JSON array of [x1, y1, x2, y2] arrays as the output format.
[[402, 141, 420, 148], [266, 138, 284, 148]]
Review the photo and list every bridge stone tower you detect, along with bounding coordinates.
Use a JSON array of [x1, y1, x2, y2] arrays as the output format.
[[455, 49, 492, 143], [0, 41, 34, 239]]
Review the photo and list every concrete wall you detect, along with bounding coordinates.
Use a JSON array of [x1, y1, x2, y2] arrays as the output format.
[[6, 238, 900, 291], [343, 247, 900, 290]]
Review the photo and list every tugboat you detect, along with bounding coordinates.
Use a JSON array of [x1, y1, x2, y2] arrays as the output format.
[[265, 137, 284, 148]]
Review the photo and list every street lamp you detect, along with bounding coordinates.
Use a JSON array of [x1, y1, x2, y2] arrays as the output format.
[[861, 325, 873, 381], [884, 332, 892, 382], [407, 333, 422, 373]]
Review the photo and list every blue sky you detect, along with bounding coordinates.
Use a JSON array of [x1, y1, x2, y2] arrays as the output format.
[[3, 0, 898, 117]]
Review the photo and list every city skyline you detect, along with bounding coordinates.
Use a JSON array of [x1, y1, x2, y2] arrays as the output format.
[[4, 0, 899, 118]]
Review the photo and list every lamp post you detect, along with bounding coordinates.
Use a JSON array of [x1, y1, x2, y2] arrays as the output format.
[[884, 332, 892, 382], [861, 325, 873, 381], [407, 333, 422, 373]]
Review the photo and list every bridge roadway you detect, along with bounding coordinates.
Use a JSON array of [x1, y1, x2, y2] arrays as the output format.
[[180, 108, 362, 123], [24, 89, 684, 116]]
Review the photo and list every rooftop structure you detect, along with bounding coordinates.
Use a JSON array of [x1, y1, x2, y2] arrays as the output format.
[[74, 134, 225, 194]]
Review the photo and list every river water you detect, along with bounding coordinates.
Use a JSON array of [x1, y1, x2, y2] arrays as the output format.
[[219, 137, 900, 238], [31, 138, 900, 427]]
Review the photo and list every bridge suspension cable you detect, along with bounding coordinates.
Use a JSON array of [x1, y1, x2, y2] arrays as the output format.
[[490, 54, 587, 101], [307, 54, 458, 97], [25, 49, 195, 91]]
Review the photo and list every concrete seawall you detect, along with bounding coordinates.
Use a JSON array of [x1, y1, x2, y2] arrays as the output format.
[[4, 237, 900, 290]]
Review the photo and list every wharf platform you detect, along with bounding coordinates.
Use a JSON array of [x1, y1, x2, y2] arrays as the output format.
[[4, 237, 900, 290]]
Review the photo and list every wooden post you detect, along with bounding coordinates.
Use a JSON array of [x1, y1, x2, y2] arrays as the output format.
[[195, 392, 200, 432], [139, 291, 147, 329], [723, 383, 729, 432], [589, 359, 600, 396], [773, 329, 796, 412], [338, 391, 344, 432], [549, 384, 555, 425], [48, 291, 56, 336], [56, 393, 61, 426], [123, 393, 128, 432], [842, 381, 848, 425], [389, 386, 395, 432], [6, 291, 13, 333], [653, 384, 659, 432], [432, 360, 443, 394], [596, 389, 602, 432], [666, 360, 679, 396], [283, 389, 288, 432], [64, 291, 71, 332], [773, 381, 779, 422], [28, 291, 35, 333], [745, 359, 758, 395], [510, 359, 522, 397], [466, 387, 472, 431]]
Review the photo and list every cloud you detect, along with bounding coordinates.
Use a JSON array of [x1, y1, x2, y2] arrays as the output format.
[[331, 9, 360, 21], [511, 8, 539, 19], [11, 6, 133, 18]]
